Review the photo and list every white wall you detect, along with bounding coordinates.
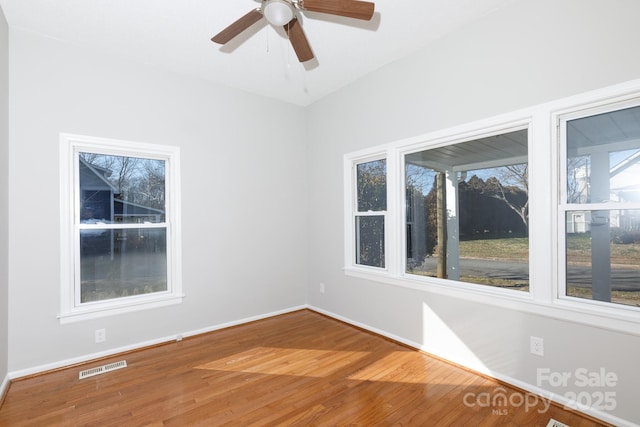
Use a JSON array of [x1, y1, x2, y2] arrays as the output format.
[[0, 5, 9, 393], [306, 0, 640, 425], [7, 28, 307, 372], [4, 0, 640, 424]]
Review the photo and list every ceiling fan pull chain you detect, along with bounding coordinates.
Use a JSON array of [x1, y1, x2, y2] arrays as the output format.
[[286, 22, 292, 74], [265, 21, 270, 53]]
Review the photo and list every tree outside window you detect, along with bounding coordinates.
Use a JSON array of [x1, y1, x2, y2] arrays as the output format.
[[354, 159, 386, 269]]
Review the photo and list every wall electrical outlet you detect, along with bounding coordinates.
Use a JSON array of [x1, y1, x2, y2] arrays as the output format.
[[530, 336, 544, 356], [319, 283, 325, 294], [95, 328, 106, 343]]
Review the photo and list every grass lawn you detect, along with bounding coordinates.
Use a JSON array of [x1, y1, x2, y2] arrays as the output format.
[[566, 233, 640, 265], [460, 233, 640, 264], [459, 235, 529, 260]]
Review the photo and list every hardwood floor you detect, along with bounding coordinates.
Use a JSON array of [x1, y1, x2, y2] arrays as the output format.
[[0, 310, 610, 426]]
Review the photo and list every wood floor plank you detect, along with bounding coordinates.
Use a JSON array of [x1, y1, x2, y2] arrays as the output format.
[[0, 310, 612, 426]]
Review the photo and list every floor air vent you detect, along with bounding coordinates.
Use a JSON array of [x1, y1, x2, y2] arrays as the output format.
[[546, 419, 570, 427], [79, 360, 127, 380]]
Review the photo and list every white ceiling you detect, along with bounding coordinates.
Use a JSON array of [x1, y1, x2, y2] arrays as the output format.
[[0, 0, 514, 106]]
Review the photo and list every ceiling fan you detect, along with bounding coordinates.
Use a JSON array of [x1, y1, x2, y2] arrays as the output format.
[[211, 0, 375, 63]]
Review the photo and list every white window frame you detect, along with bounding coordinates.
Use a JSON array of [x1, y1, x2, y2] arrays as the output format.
[[556, 97, 640, 316], [59, 133, 183, 323], [345, 151, 391, 273], [345, 119, 534, 299], [344, 78, 640, 336]]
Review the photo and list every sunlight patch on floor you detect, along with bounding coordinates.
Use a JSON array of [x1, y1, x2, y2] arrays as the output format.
[[347, 351, 433, 384], [195, 347, 370, 377]]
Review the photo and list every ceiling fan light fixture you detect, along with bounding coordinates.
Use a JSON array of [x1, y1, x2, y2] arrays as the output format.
[[263, 0, 295, 26]]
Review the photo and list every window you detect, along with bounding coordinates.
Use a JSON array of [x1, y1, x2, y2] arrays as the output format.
[[343, 79, 640, 334], [560, 102, 640, 309], [353, 158, 387, 269], [404, 129, 529, 291], [60, 134, 182, 322]]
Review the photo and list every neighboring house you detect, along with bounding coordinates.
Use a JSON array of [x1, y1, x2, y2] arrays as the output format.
[[80, 158, 165, 254], [80, 157, 164, 224], [566, 152, 640, 233]]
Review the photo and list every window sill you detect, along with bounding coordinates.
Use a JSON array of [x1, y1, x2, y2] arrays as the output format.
[[343, 267, 640, 337], [58, 294, 185, 324]]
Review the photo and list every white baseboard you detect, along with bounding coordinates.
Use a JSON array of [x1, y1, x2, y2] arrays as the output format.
[[0, 373, 9, 403], [8, 305, 307, 381], [307, 305, 636, 427]]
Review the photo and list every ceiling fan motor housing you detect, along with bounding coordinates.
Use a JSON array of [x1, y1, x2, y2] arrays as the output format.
[[263, 0, 296, 26]]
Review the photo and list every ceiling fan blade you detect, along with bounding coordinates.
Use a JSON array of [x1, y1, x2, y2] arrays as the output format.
[[300, 0, 374, 21], [211, 9, 263, 44], [284, 18, 314, 63]]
